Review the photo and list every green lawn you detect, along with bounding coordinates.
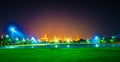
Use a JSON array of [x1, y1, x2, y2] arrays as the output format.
[[0, 48, 120, 62]]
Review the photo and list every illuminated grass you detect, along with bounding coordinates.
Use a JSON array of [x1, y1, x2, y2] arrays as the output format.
[[0, 48, 120, 62]]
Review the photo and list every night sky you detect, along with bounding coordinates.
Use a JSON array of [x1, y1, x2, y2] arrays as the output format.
[[0, 0, 120, 39]]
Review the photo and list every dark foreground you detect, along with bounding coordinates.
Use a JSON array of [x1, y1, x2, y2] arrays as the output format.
[[0, 48, 120, 62]]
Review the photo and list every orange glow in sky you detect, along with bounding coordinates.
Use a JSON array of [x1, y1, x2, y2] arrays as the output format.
[[22, 9, 96, 39]]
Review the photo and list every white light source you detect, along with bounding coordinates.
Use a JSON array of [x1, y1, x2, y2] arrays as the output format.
[[95, 36, 99, 39], [67, 45, 70, 48], [91, 36, 100, 44], [55, 45, 58, 48], [31, 37, 38, 43], [95, 44, 99, 47], [10, 27, 16, 32]]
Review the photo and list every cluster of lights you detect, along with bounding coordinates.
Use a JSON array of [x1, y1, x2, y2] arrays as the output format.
[[40, 34, 78, 43], [0, 25, 120, 45]]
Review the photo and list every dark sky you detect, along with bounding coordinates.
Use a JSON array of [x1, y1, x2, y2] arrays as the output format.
[[0, 0, 120, 39]]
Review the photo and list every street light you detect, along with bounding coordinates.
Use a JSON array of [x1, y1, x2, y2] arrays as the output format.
[[9, 27, 16, 32]]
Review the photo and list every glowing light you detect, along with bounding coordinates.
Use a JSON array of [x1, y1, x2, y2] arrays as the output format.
[[67, 45, 70, 48], [40, 35, 79, 42], [110, 39, 114, 43], [31, 37, 36, 41], [101, 40, 104, 42], [15, 37, 19, 41], [31, 46, 34, 48], [54, 36, 59, 43], [22, 38, 26, 42], [95, 36, 99, 39], [9, 26, 16, 32], [55, 39, 59, 43], [100, 37, 106, 43], [86, 39, 90, 44], [5, 34, 9, 38], [67, 38, 70, 42], [8, 25, 26, 40], [41, 34, 48, 42], [91, 36, 100, 44], [95, 44, 99, 47], [31, 37, 38, 43], [55, 45, 58, 48], [66, 38, 72, 43], [112, 36, 115, 39]]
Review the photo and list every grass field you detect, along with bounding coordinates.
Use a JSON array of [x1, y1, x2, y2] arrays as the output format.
[[0, 48, 120, 62]]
